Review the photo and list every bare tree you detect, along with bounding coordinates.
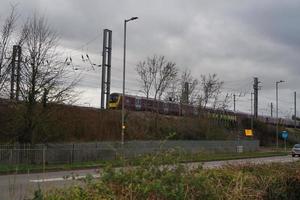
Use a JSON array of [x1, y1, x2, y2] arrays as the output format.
[[16, 14, 77, 143], [164, 78, 180, 102], [136, 58, 155, 99], [218, 93, 232, 110], [0, 5, 18, 94], [211, 93, 233, 111], [198, 73, 224, 109], [152, 56, 177, 100], [136, 55, 178, 100], [164, 69, 199, 104]]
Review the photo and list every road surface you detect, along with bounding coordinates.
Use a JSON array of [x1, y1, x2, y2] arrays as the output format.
[[0, 155, 298, 199]]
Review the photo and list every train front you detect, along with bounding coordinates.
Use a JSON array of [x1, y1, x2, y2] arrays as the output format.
[[108, 93, 121, 109]]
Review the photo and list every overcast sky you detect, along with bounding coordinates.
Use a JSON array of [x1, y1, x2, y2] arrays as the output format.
[[1, 0, 300, 118]]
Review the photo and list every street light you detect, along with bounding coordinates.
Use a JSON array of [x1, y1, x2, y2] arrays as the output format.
[[251, 92, 254, 131], [121, 16, 138, 146], [276, 80, 284, 149]]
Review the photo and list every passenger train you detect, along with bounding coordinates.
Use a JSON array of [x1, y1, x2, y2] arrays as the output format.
[[108, 92, 300, 128], [109, 93, 238, 126]]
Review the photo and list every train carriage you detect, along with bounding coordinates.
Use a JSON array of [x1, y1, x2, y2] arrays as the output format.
[[108, 92, 299, 129]]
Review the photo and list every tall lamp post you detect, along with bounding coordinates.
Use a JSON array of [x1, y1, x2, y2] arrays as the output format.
[[251, 92, 254, 131], [276, 80, 284, 149], [122, 17, 138, 145]]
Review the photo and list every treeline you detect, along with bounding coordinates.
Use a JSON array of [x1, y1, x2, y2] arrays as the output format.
[[136, 55, 231, 110], [0, 6, 77, 143]]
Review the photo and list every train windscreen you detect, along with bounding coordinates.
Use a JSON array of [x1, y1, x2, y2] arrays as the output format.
[[109, 93, 119, 103]]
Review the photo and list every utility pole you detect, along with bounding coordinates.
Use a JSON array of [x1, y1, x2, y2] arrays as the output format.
[[270, 102, 273, 117], [251, 92, 254, 131], [295, 91, 297, 128], [105, 30, 112, 109], [276, 80, 284, 149], [253, 77, 260, 118], [233, 94, 236, 112], [100, 29, 112, 109]]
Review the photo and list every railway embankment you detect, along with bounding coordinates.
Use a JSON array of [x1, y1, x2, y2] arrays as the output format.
[[0, 100, 297, 145]]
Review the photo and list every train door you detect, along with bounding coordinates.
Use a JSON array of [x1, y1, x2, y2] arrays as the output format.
[[135, 98, 142, 111]]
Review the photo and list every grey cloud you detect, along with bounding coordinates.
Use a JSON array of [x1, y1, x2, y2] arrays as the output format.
[[0, 0, 300, 116]]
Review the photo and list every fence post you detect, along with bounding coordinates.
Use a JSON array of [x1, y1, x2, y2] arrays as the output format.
[[27, 144, 29, 174], [10, 149, 13, 165], [72, 144, 75, 164], [43, 147, 46, 173]]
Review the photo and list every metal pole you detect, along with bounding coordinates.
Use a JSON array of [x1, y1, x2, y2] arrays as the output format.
[[271, 102, 273, 117], [233, 94, 236, 112], [43, 147, 46, 174], [276, 82, 278, 149], [106, 30, 112, 109], [121, 20, 127, 146], [295, 91, 297, 129], [121, 17, 138, 146], [251, 92, 253, 131], [101, 30, 107, 109], [253, 77, 259, 118]]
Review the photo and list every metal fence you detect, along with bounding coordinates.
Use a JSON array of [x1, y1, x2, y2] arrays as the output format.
[[0, 140, 259, 165]]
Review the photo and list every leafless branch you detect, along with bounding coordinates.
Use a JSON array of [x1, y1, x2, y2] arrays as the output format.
[[136, 55, 178, 101], [0, 4, 18, 95], [198, 73, 224, 109]]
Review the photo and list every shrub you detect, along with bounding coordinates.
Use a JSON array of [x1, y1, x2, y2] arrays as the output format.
[[42, 153, 300, 200]]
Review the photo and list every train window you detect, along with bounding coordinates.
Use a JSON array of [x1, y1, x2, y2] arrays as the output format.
[[135, 98, 142, 110], [136, 98, 141, 105], [109, 94, 119, 103]]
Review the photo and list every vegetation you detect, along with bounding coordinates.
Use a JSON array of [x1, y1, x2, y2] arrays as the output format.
[[0, 101, 294, 144], [136, 56, 231, 110], [0, 7, 77, 144], [136, 55, 178, 100], [0, 101, 239, 142], [0, 5, 18, 93], [39, 151, 300, 200]]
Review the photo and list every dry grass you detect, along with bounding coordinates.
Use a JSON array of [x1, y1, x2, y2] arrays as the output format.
[[41, 152, 300, 200]]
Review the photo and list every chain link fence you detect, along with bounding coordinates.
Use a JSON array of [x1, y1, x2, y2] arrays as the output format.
[[0, 140, 259, 166]]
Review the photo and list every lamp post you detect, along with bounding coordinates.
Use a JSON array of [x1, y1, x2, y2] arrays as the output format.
[[276, 80, 284, 149], [251, 92, 254, 131], [121, 17, 138, 146]]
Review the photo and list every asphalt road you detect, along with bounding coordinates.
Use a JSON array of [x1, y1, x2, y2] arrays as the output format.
[[0, 155, 298, 199]]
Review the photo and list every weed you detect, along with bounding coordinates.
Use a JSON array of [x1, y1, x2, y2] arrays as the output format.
[[38, 151, 300, 200]]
